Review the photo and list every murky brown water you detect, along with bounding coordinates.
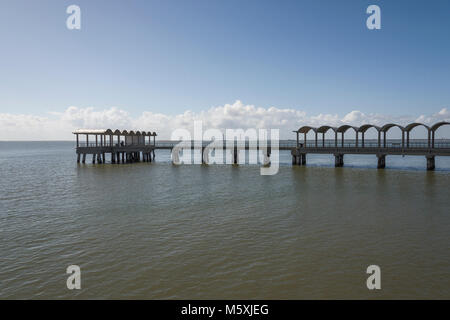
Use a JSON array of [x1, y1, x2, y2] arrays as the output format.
[[0, 142, 449, 299]]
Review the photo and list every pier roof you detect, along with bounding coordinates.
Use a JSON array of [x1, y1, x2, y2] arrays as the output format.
[[73, 129, 157, 136]]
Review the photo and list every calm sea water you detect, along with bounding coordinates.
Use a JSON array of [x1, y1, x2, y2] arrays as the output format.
[[0, 141, 449, 299]]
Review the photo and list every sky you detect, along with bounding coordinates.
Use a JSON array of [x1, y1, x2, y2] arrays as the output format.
[[0, 0, 449, 139]]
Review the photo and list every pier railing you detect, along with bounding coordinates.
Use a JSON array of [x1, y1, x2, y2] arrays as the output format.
[[78, 142, 156, 147], [152, 140, 450, 150]]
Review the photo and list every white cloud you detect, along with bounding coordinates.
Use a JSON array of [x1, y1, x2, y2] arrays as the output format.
[[0, 100, 449, 140]]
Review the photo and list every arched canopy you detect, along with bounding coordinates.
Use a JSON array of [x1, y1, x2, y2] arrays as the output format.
[[336, 125, 358, 133], [358, 124, 380, 133], [380, 123, 405, 133], [431, 121, 450, 132], [297, 126, 317, 133], [73, 129, 156, 136], [404, 123, 430, 132], [73, 129, 110, 134], [317, 126, 337, 133]]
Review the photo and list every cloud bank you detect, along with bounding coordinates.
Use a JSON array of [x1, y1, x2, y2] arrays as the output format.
[[1, 100, 449, 140]]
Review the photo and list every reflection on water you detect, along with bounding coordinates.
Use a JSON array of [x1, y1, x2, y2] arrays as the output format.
[[0, 142, 449, 299]]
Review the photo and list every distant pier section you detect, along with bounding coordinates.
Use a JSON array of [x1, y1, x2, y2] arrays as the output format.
[[292, 121, 450, 170], [74, 129, 157, 164]]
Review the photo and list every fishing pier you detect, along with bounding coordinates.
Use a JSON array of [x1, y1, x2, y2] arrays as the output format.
[[74, 121, 450, 170]]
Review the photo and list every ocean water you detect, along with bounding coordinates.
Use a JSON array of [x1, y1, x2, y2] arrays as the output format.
[[0, 141, 449, 299]]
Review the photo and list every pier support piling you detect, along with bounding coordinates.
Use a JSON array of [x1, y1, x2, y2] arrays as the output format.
[[426, 155, 435, 170], [377, 154, 386, 169], [300, 154, 306, 166], [334, 154, 344, 167], [233, 146, 238, 165], [77, 154, 80, 163]]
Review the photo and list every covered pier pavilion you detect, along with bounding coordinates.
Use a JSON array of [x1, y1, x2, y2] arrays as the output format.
[[74, 129, 157, 164]]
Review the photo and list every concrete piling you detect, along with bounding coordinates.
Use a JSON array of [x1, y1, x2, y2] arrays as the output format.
[[377, 154, 386, 169], [334, 154, 344, 167], [426, 155, 435, 170]]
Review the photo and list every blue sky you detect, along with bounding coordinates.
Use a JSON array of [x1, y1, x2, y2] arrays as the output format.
[[0, 0, 449, 116], [0, 0, 449, 140]]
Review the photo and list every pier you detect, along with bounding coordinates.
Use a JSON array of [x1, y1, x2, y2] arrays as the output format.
[[74, 121, 450, 170], [292, 121, 450, 170]]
